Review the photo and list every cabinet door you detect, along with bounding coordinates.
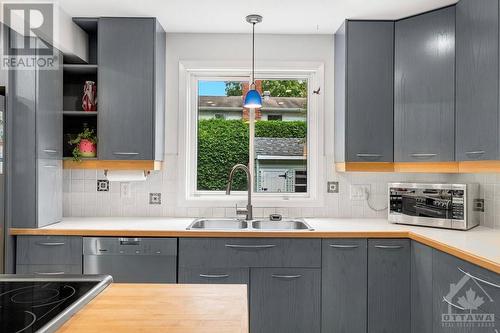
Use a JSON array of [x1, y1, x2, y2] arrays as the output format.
[[368, 239, 411, 333], [411, 241, 433, 333], [37, 159, 62, 227], [98, 18, 154, 160], [322, 239, 367, 333], [346, 21, 394, 162], [455, 0, 499, 161], [178, 267, 249, 285], [250, 268, 320, 333], [394, 7, 455, 162], [36, 42, 63, 160], [433, 249, 500, 333]]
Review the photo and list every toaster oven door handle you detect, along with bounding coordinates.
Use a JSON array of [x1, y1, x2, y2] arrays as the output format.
[[415, 205, 446, 216]]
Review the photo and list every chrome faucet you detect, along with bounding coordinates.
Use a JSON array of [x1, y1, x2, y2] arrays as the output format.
[[226, 164, 253, 220]]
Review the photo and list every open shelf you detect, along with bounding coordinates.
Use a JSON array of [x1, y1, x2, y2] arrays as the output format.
[[63, 111, 98, 116], [63, 64, 98, 74]]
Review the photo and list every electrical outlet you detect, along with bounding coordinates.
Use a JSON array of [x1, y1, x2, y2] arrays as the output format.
[[149, 193, 161, 205], [120, 182, 131, 198], [97, 179, 109, 192], [327, 181, 339, 193], [350, 184, 370, 200]]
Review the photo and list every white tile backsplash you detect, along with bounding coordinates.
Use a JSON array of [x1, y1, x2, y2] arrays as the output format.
[[62, 155, 499, 229]]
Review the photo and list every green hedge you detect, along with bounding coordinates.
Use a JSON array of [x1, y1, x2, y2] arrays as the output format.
[[197, 119, 306, 191]]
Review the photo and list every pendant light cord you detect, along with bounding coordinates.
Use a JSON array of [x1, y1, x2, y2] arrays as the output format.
[[251, 22, 255, 86]]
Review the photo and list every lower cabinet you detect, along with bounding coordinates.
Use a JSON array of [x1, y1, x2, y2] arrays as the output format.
[[368, 239, 411, 333], [250, 268, 320, 333], [433, 249, 500, 333], [322, 238, 367, 333], [411, 241, 433, 333]]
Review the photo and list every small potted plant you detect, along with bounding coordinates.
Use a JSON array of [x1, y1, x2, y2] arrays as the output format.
[[68, 127, 97, 161]]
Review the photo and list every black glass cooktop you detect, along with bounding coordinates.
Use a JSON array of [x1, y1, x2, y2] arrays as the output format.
[[0, 279, 108, 333]]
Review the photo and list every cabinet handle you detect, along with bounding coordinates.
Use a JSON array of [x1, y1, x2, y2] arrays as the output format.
[[36, 242, 65, 246], [410, 153, 437, 158], [356, 153, 382, 158], [271, 274, 302, 279], [374, 245, 403, 249], [329, 244, 359, 249], [225, 244, 276, 249], [458, 267, 500, 289], [442, 296, 465, 310], [42, 165, 58, 168], [113, 152, 139, 156], [199, 274, 230, 279], [34, 271, 65, 275], [43, 149, 58, 154], [465, 151, 485, 155]]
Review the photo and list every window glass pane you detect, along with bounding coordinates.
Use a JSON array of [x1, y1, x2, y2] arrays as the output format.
[[197, 80, 249, 191], [254, 79, 308, 193]]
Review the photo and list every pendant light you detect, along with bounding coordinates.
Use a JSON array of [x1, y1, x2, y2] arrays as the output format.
[[244, 14, 263, 108]]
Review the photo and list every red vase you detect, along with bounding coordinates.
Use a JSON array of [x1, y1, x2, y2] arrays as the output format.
[[82, 81, 97, 112]]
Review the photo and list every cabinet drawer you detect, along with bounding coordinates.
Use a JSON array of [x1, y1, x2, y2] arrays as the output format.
[[16, 264, 82, 275], [17, 236, 82, 265], [178, 267, 249, 285], [179, 238, 321, 268]]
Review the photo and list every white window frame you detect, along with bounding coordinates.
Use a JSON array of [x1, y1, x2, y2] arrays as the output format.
[[178, 61, 325, 208]]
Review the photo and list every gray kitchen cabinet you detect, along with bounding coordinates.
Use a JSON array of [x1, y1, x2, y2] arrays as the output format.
[[394, 7, 456, 162], [334, 20, 394, 163], [368, 239, 411, 333], [455, 0, 499, 161], [178, 238, 321, 268], [433, 249, 500, 333], [250, 267, 321, 333], [322, 238, 367, 333], [98, 18, 165, 161], [178, 267, 249, 285], [8, 37, 63, 228], [411, 241, 433, 333], [16, 236, 82, 274]]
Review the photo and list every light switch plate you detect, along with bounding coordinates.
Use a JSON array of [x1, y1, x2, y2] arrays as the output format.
[[149, 193, 161, 205], [350, 184, 370, 200], [327, 181, 339, 193]]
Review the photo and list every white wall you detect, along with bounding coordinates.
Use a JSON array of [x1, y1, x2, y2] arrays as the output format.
[[64, 33, 474, 223]]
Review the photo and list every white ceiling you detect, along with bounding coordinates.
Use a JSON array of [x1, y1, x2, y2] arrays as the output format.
[[58, 0, 458, 34]]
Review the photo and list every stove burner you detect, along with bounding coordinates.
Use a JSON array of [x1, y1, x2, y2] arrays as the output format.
[[11, 288, 60, 304]]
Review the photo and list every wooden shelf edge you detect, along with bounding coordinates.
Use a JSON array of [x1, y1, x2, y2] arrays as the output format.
[[335, 162, 394, 172], [63, 160, 162, 171], [393, 162, 459, 173], [458, 160, 500, 173]]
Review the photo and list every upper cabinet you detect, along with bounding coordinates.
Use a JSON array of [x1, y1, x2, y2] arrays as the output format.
[[98, 18, 165, 161], [455, 0, 499, 161], [334, 21, 394, 165], [394, 7, 456, 162]]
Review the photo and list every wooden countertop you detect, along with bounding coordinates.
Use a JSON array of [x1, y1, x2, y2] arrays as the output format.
[[57, 284, 248, 333], [10, 217, 500, 274]]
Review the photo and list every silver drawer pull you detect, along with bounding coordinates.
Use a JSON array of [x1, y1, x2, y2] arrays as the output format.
[[374, 245, 403, 249], [271, 274, 302, 279], [442, 296, 465, 310], [458, 267, 500, 289], [43, 149, 58, 154], [42, 165, 57, 168], [225, 244, 276, 249], [356, 153, 382, 157], [34, 271, 65, 275], [411, 153, 437, 158], [113, 152, 139, 155], [329, 244, 359, 249], [199, 274, 230, 279], [37, 242, 65, 246], [465, 150, 485, 155]]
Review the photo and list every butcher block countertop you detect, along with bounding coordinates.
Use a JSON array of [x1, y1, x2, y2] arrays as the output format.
[[57, 284, 248, 333], [11, 217, 500, 274]]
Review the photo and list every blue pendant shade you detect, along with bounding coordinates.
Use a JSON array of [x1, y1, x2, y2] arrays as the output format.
[[244, 88, 262, 108]]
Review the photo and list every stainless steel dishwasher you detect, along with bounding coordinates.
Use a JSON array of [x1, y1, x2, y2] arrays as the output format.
[[83, 237, 177, 283]]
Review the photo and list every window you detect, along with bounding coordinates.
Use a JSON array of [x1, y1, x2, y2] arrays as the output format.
[[268, 115, 282, 121], [180, 62, 323, 204]]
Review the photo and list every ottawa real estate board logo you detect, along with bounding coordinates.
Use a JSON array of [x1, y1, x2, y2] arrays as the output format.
[[1, 2, 58, 70], [442, 269, 497, 331]]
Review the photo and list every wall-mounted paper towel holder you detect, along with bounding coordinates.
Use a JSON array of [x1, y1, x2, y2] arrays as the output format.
[[104, 170, 150, 182]]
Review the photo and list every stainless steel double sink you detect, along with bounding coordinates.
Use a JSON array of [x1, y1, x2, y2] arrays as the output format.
[[186, 218, 314, 231]]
